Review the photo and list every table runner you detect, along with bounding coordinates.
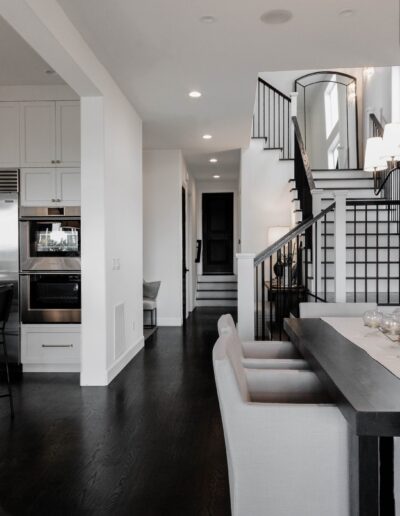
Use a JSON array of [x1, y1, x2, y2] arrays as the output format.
[[321, 317, 400, 379]]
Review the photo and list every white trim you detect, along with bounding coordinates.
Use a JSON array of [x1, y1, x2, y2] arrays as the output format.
[[158, 317, 182, 326], [23, 364, 80, 373], [107, 336, 144, 384]]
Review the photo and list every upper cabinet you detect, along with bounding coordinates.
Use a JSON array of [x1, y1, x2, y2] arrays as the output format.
[[56, 101, 81, 167], [0, 102, 21, 168], [19, 100, 80, 168]]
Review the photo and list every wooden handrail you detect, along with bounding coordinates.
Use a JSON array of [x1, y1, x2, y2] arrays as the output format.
[[254, 202, 335, 266], [257, 77, 291, 102], [292, 115, 315, 191]]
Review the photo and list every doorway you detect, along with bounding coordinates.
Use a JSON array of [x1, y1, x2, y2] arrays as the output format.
[[202, 193, 234, 274]]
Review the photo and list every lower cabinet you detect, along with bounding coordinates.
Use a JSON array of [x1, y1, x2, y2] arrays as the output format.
[[21, 324, 81, 373]]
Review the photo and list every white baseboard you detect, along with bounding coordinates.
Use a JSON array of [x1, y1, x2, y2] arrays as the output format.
[[23, 364, 80, 373], [158, 317, 182, 326], [107, 335, 144, 383]]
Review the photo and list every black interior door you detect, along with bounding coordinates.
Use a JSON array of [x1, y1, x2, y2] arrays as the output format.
[[202, 193, 234, 274], [182, 187, 187, 322]]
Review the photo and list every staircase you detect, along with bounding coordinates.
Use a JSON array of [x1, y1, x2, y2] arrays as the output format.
[[196, 275, 238, 307], [290, 170, 378, 224], [320, 200, 400, 303]]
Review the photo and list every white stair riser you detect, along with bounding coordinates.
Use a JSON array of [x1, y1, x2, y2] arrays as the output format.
[[314, 179, 374, 189], [320, 189, 377, 199], [308, 278, 400, 293], [322, 234, 399, 247], [322, 248, 400, 262], [196, 291, 237, 300], [324, 212, 398, 223], [196, 299, 237, 307], [197, 282, 237, 291], [198, 275, 236, 282], [312, 263, 400, 277], [313, 171, 372, 180]]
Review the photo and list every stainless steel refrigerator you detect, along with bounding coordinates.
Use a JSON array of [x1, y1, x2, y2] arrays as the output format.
[[0, 173, 19, 364]]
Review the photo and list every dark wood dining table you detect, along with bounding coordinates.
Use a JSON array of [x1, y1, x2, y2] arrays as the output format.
[[284, 317, 400, 516]]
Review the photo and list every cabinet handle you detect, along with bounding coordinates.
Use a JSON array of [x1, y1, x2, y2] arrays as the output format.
[[57, 160, 61, 164], [42, 344, 74, 348], [51, 160, 56, 164]]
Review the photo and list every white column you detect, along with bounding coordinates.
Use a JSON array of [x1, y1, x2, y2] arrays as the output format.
[[333, 191, 348, 302], [311, 189, 324, 295], [237, 253, 256, 341]]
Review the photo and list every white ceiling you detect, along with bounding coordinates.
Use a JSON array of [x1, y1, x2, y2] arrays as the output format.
[[188, 149, 241, 181], [2, 1, 399, 179], [0, 16, 65, 86]]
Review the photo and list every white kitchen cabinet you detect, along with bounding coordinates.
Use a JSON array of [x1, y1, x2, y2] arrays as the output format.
[[20, 167, 81, 206], [57, 168, 81, 204], [19, 100, 80, 167], [0, 102, 20, 167], [21, 324, 81, 373], [20, 168, 57, 206], [56, 101, 80, 166], [20, 101, 56, 167]]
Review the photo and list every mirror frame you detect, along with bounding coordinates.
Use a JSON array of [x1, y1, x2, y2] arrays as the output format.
[[294, 71, 359, 170]]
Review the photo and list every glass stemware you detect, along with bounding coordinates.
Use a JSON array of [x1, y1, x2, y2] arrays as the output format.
[[363, 310, 383, 328]]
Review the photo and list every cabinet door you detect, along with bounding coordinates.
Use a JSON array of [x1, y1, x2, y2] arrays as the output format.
[[0, 102, 20, 167], [20, 102, 56, 167], [56, 101, 80, 166], [20, 168, 57, 206], [57, 168, 81, 205]]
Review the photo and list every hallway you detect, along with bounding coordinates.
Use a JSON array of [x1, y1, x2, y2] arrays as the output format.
[[0, 308, 232, 516]]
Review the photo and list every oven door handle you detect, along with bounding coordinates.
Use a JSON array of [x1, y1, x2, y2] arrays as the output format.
[[41, 344, 74, 348]]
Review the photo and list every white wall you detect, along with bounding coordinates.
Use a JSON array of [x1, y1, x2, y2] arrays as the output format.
[[392, 66, 400, 123], [195, 179, 239, 276], [241, 140, 293, 254], [0, 0, 144, 385], [143, 150, 183, 326]]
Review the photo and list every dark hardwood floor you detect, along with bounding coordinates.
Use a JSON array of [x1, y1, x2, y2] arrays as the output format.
[[0, 308, 233, 516]]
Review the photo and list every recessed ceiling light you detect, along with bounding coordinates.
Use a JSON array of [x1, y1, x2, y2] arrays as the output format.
[[209, 158, 218, 163], [213, 175, 220, 179], [200, 15, 216, 24], [203, 134, 212, 140], [188, 90, 202, 98], [339, 9, 355, 17], [260, 9, 293, 25]]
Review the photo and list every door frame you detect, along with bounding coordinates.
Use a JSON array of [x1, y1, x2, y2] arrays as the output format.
[[196, 182, 238, 277], [202, 192, 234, 274]]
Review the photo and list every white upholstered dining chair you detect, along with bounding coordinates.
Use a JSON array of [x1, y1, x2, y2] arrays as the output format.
[[217, 313, 308, 369], [213, 332, 351, 516]]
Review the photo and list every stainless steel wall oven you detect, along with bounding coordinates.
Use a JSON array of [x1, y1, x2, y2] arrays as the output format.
[[20, 273, 81, 324], [20, 206, 80, 272]]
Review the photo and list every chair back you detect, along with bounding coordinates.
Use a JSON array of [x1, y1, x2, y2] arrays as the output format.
[[0, 284, 14, 329], [217, 313, 236, 337], [299, 302, 377, 318]]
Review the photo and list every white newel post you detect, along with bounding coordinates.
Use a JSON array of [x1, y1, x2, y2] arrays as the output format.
[[290, 92, 298, 117], [333, 191, 348, 302], [311, 189, 324, 295], [236, 253, 256, 341]]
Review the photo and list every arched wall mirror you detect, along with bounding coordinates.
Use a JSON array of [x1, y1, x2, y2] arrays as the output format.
[[295, 71, 359, 170]]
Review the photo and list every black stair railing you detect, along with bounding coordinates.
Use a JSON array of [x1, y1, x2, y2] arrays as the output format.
[[292, 115, 315, 224], [252, 78, 293, 160], [253, 202, 335, 340], [369, 114, 400, 224], [346, 199, 400, 305]]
